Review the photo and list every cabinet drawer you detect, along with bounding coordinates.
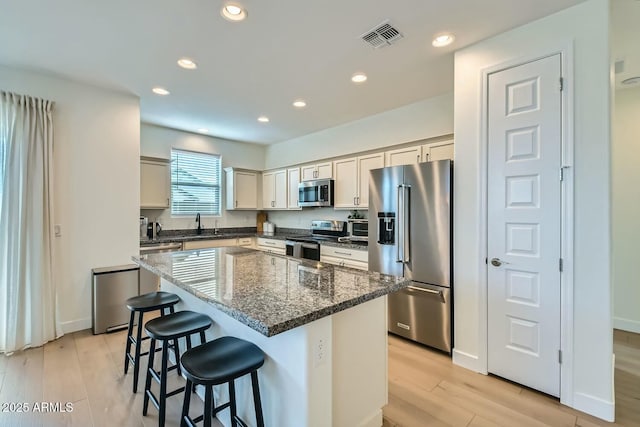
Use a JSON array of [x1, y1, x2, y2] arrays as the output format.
[[237, 237, 254, 246], [257, 238, 285, 249], [321, 246, 368, 263], [320, 255, 368, 271]]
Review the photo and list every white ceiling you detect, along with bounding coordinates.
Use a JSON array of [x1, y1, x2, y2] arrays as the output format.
[[0, 0, 591, 144]]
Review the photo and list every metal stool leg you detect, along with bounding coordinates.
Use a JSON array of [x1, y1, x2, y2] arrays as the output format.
[[251, 371, 265, 427], [159, 342, 169, 427], [229, 380, 238, 427], [143, 338, 157, 415], [203, 385, 213, 427], [181, 378, 192, 427], [132, 311, 144, 393], [199, 331, 206, 344], [124, 311, 135, 374]]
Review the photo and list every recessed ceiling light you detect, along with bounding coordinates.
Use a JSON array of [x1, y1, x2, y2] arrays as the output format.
[[177, 58, 197, 69], [257, 116, 270, 123], [351, 73, 368, 83], [622, 76, 640, 85], [197, 128, 209, 133], [152, 87, 170, 95], [221, 3, 247, 21], [432, 33, 455, 47], [293, 100, 307, 108]]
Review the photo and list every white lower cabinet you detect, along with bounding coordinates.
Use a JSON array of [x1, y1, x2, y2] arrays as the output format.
[[320, 245, 368, 271], [256, 238, 286, 255]]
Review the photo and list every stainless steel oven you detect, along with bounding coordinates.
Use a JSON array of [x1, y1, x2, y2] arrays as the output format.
[[298, 179, 334, 207]]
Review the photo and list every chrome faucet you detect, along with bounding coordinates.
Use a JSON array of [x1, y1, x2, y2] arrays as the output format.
[[196, 213, 203, 235]]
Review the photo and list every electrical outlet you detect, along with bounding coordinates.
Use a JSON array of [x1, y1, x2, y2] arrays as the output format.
[[314, 338, 326, 367]]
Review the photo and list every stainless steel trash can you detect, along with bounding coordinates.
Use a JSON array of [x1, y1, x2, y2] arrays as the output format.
[[92, 264, 140, 334]]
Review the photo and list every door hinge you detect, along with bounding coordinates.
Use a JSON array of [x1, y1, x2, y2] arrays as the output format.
[[559, 258, 564, 272], [560, 167, 564, 181], [559, 77, 564, 92], [558, 350, 563, 364], [485, 257, 488, 265]]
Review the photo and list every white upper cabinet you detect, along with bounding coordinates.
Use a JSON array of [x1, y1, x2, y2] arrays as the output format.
[[262, 169, 287, 210], [333, 157, 358, 208], [357, 153, 384, 208], [384, 146, 422, 167], [287, 167, 301, 210], [225, 167, 258, 210], [333, 153, 384, 209], [140, 157, 170, 209], [422, 139, 454, 162], [301, 161, 333, 181]]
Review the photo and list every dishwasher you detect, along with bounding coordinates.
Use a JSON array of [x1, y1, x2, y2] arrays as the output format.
[[92, 264, 140, 334]]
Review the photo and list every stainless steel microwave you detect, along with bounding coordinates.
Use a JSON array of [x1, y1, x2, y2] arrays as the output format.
[[298, 179, 334, 207]]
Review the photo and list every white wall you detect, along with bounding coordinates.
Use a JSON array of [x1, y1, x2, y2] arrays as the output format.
[[140, 123, 266, 230], [453, 0, 613, 420], [612, 86, 640, 333], [264, 93, 453, 170], [0, 65, 140, 333]]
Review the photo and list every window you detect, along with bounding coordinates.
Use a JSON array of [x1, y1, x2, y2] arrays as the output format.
[[171, 149, 221, 216]]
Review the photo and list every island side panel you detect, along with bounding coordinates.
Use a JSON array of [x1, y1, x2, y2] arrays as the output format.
[[332, 296, 388, 427], [160, 277, 332, 427]]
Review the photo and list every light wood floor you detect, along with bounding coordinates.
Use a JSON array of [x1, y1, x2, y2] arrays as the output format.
[[383, 330, 640, 427], [0, 329, 637, 427]]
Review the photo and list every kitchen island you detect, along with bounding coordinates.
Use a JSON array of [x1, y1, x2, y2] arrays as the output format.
[[134, 247, 408, 427]]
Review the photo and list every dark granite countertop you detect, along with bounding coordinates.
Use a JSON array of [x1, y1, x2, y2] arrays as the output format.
[[142, 229, 368, 250], [133, 247, 407, 337]]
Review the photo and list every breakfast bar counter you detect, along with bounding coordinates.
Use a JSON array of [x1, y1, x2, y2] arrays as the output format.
[[133, 247, 408, 427]]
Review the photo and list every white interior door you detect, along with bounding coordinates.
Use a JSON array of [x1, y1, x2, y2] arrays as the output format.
[[487, 54, 562, 397]]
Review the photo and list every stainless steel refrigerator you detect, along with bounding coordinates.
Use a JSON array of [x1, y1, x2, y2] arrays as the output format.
[[368, 160, 452, 353]]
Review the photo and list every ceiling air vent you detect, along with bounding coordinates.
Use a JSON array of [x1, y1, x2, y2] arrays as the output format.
[[360, 20, 403, 49]]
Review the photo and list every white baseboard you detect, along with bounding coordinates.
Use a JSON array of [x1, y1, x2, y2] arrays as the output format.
[[60, 317, 91, 334], [452, 348, 485, 373], [358, 409, 383, 427], [573, 392, 615, 422], [613, 316, 640, 334]]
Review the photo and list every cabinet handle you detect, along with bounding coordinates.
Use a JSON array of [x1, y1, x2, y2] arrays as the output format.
[[417, 154, 420, 162], [353, 196, 357, 205], [334, 251, 352, 257], [356, 196, 360, 205], [235, 200, 238, 208]]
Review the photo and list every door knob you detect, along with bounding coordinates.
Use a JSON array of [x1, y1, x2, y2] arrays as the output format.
[[491, 258, 503, 267]]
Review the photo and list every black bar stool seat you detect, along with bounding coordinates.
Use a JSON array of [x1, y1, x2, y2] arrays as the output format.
[[180, 337, 266, 427], [143, 310, 212, 427], [124, 291, 180, 393]]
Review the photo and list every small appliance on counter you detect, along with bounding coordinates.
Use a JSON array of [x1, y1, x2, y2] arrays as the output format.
[[263, 221, 275, 235], [140, 216, 149, 241], [347, 219, 369, 242], [146, 221, 162, 240]]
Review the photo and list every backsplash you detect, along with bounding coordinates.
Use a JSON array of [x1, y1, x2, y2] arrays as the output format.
[[141, 208, 258, 231], [266, 207, 369, 229]]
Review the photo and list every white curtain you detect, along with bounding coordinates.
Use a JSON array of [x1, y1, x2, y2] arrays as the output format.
[[0, 91, 60, 354]]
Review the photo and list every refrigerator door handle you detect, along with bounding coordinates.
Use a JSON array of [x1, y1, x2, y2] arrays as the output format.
[[396, 185, 403, 263], [403, 184, 411, 263]]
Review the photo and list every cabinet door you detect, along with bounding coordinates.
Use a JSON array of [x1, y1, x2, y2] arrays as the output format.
[[316, 162, 333, 179], [274, 170, 287, 209], [287, 168, 301, 210], [262, 172, 275, 209], [234, 171, 258, 209], [384, 146, 421, 167], [301, 166, 316, 181], [422, 140, 454, 162], [357, 153, 384, 208], [333, 157, 358, 208], [183, 239, 237, 250], [140, 159, 170, 208]]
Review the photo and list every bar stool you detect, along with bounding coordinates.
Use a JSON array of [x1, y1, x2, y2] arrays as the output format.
[[180, 336, 265, 427], [143, 310, 212, 427], [124, 291, 180, 393]]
